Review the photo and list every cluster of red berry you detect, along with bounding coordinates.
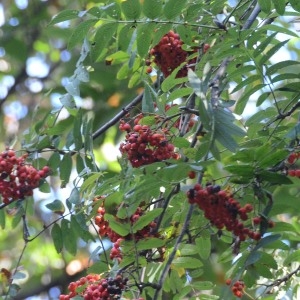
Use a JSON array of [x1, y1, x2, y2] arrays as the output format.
[[0, 149, 50, 205], [59, 273, 128, 300], [149, 30, 196, 78], [288, 169, 300, 178], [187, 183, 261, 241], [148, 30, 210, 78], [119, 117, 178, 168], [225, 279, 245, 298], [94, 199, 160, 262], [287, 152, 300, 164], [286, 152, 300, 178]]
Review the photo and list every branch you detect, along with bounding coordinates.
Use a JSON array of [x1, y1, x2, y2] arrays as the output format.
[[263, 265, 300, 292], [153, 204, 195, 300], [92, 92, 144, 140]]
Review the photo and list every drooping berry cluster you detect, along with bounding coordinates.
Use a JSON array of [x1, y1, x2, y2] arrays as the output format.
[[94, 198, 160, 262], [119, 119, 178, 168], [287, 152, 300, 164], [0, 149, 50, 205], [149, 30, 210, 78], [59, 273, 128, 300], [149, 30, 197, 78], [187, 183, 261, 242], [225, 279, 245, 298]]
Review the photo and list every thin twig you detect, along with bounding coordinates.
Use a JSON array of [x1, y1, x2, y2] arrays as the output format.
[[92, 92, 144, 140], [153, 204, 195, 300]]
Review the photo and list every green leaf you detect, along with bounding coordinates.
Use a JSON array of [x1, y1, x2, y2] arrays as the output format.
[[60, 94, 77, 111], [48, 9, 79, 26], [48, 152, 61, 172], [68, 187, 81, 205], [60, 153, 72, 188], [46, 199, 65, 215], [168, 87, 193, 101], [257, 170, 292, 184], [137, 23, 155, 58], [61, 219, 77, 256], [161, 66, 188, 92], [190, 281, 214, 290], [284, 249, 300, 266], [142, 82, 156, 113], [179, 244, 199, 256], [272, 0, 286, 15], [172, 257, 203, 269], [0, 208, 5, 229], [102, 2, 121, 19], [46, 115, 74, 135], [258, 149, 289, 168], [121, 0, 141, 20], [289, 0, 300, 12], [259, 39, 289, 65], [234, 84, 265, 114], [188, 69, 202, 97], [51, 223, 63, 253], [196, 236, 211, 260], [80, 173, 102, 193], [105, 51, 130, 65], [88, 261, 109, 274], [252, 32, 277, 58], [143, 0, 163, 19], [132, 209, 162, 233], [224, 164, 254, 177], [71, 215, 94, 243], [136, 238, 165, 251], [68, 19, 98, 50], [266, 60, 300, 76], [245, 107, 276, 126], [231, 75, 262, 94], [264, 24, 299, 38], [73, 109, 83, 151], [258, 0, 271, 13], [268, 222, 297, 233], [104, 214, 130, 237], [213, 107, 245, 152], [254, 234, 281, 250], [163, 0, 188, 20], [91, 22, 119, 61], [173, 137, 190, 148], [157, 163, 192, 182], [259, 252, 278, 269], [245, 251, 262, 267]]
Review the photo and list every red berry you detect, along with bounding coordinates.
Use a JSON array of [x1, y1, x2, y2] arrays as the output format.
[[188, 171, 196, 179]]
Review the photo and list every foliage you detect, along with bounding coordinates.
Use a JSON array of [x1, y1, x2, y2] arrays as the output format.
[[1, 0, 300, 299]]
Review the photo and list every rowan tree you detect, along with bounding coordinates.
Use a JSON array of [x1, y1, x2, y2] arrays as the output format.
[[1, 1, 300, 299]]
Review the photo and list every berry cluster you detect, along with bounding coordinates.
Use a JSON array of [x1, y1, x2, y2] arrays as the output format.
[[287, 152, 300, 164], [94, 198, 160, 262], [187, 183, 261, 242], [149, 30, 197, 78], [288, 169, 300, 178], [0, 149, 50, 205], [59, 273, 128, 300], [119, 119, 178, 168], [149, 30, 210, 78], [225, 279, 245, 298]]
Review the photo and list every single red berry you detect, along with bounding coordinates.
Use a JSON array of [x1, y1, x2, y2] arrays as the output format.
[[188, 170, 196, 179]]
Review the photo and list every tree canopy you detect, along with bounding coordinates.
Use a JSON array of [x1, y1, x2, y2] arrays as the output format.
[[1, 0, 300, 299]]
